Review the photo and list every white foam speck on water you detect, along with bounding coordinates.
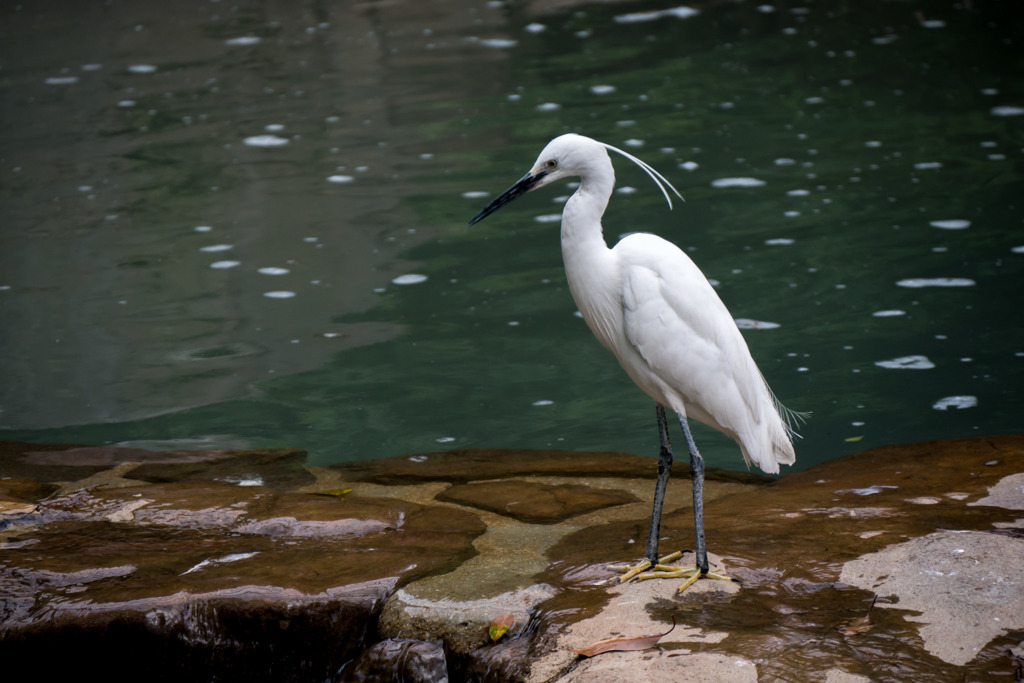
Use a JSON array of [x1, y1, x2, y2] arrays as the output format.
[[477, 38, 518, 49], [787, 189, 810, 196], [614, 6, 699, 23], [875, 355, 935, 370], [617, 186, 637, 194], [991, 106, 1024, 116], [263, 291, 296, 299], [764, 238, 794, 245], [590, 85, 616, 95], [81, 64, 103, 71], [534, 214, 562, 223], [1012, 246, 1024, 254], [327, 175, 354, 183], [532, 400, 554, 406], [244, 135, 289, 147], [45, 76, 79, 85], [194, 225, 213, 232], [435, 437, 456, 443], [838, 485, 898, 496], [774, 158, 796, 165], [127, 64, 157, 74], [929, 219, 970, 230], [536, 102, 561, 111], [865, 140, 882, 147], [199, 244, 233, 253], [462, 191, 490, 199], [210, 261, 241, 269], [524, 23, 546, 34], [804, 96, 824, 104], [181, 552, 259, 575], [623, 139, 644, 148], [933, 395, 978, 411], [734, 319, 780, 330], [679, 161, 699, 171], [921, 19, 946, 28], [258, 267, 290, 276], [711, 177, 766, 188], [873, 309, 906, 317], [408, 455, 428, 462], [784, 211, 801, 217], [914, 161, 943, 170], [220, 474, 265, 487], [265, 123, 285, 132], [118, 100, 136, 107], [896, 278, 975, 288], [392, 274, 427, 285], [225, 36, 262, 46]]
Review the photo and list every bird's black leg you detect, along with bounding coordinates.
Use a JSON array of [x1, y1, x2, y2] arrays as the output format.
[[613, 407, 731, 592], [677, 415, 709, 574], [611, 405, 683, 582], [644, 405, 674, 564]]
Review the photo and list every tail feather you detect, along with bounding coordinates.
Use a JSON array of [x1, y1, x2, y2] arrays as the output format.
[[741, 376, 806, 474]]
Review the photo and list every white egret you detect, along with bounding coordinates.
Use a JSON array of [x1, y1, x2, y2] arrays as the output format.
[[468, 133, 799, 592]]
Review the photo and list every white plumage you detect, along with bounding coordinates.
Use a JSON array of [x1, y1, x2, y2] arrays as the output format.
[[469, 133, 798, 591]]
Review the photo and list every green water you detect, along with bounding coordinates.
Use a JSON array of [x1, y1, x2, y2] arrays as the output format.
[[1, 0, 1022, 473]]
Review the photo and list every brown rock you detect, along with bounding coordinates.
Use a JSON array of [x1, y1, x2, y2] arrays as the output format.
[[436, 479, 637, 523]]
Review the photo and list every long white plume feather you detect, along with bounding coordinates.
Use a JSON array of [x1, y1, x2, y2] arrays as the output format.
[[600, 142, 685, 209]]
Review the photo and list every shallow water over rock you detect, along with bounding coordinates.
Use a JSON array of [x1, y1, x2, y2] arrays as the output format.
[[2, 436, 1023, 681]]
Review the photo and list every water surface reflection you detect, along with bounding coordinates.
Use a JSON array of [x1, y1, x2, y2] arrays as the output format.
[[1, 0, 1022, 472]]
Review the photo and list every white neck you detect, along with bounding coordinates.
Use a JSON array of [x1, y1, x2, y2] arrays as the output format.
[[560, 153, 615, 254], [558, 154, 621, 352]]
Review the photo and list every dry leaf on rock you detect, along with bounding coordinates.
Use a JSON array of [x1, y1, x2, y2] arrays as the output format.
[[489, 613, 515, 644], [311, 488, 352, 499], [572, 617, 676, 657]]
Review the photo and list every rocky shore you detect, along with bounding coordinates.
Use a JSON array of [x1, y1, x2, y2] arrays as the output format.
[[1, 435, 1022, 681]]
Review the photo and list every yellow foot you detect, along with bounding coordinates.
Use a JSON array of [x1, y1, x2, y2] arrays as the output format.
[[609, 551, 736, 594], [608, 550, 682, 582], [638, 566, 734, 593]]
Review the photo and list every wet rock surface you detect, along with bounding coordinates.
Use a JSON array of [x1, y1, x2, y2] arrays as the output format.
[[1, 435, 1022, 682], [436, 479, 638, 523]]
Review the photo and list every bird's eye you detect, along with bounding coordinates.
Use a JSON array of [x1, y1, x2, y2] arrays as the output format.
[[546, 159, 557, 169]]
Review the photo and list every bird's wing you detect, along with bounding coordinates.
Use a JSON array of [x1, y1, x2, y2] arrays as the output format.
[[618, 236, 763, 432]]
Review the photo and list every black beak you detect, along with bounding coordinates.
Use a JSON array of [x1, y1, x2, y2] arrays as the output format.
[[467, 169, 549, 226]]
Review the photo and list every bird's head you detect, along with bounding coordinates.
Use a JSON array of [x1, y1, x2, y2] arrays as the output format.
[[467, 134, 682, 227], [467, 134, 596, 227]]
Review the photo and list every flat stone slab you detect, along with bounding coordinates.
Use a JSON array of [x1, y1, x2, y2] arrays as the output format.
[[840, 530, 1024, 666], [337, 447, 775, 486], [436, 479, 638, 523], [1, 435, 1023, 682]]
